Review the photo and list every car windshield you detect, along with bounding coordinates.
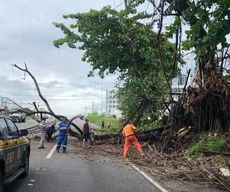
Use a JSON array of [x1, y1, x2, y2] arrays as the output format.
[[0, 117, 12, 139]]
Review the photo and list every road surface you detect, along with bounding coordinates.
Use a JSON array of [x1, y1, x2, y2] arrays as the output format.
[[4, 139, 160, 192], [16, 120, 39, 130], [16, 118, 98, 131], [14, 121, 226, 192]]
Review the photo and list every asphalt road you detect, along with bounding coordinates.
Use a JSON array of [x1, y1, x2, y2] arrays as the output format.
[[12, 121, 226, 192], [4, 140, 160, 192], [16, 118, 99, 131], [16, 119, 40, 130]]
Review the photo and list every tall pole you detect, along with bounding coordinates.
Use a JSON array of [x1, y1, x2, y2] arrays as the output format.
[[85, 107, 87, 116], [101, 78, 104, 114], [92, 101, 95, 113]]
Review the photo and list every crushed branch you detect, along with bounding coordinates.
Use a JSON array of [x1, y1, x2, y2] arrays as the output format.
[[128, 142, 230, 191], [200, 150, 230, 156]]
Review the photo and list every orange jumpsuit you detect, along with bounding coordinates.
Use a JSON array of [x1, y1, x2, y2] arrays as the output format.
[[122, 124, 143, 158]]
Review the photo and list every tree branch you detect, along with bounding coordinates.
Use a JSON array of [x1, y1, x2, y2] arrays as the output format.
[[14, 109, 83, 134], [32, 102, 39, 112], [13, 63, 55, 114], [117, 100, 145, 133], [12, 63, 83, 134]]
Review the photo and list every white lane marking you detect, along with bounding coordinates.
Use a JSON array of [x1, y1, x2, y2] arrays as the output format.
[[129, 163, 168, 192], [46, 144, 57, 159]]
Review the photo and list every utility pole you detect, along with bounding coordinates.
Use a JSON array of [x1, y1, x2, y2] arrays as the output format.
[[92, 101, 95, 113], [101, 78, 104, 114], [85, 107, 87, 116]]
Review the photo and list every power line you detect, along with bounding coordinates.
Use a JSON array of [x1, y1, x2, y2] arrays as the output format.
[[114, 1, 124, 9], [15, 98, 105, 101], [144, 1, 150, 12]]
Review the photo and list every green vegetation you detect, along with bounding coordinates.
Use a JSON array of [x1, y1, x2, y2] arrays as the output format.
[[86, 113, 121, 133], [87, 112, 160, 133], [26, 116, 40, 120], [214, 155, 225, 165], [138, 120, 160, 131], [53, 0, 230, 132], [26, 116, 33, 120], [53, 1, 178, 125], [188, 135, 227, 160]]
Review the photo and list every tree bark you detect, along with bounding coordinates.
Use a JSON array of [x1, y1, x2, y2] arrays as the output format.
[[133, 101, 149, 126], [117, 100, 145, 133]]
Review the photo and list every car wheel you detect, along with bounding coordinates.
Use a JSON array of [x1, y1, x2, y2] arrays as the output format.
[[0, 172, 3, 192], [20, 153, 29, 178]]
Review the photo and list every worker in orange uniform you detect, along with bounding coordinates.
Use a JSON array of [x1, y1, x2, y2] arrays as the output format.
[[122, 123, 144, 158]]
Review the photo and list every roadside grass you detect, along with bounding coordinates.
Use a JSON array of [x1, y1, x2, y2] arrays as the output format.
[[26, 116, 40, 120], [87, 113, 121, 133], [187, 135, 227, 160]]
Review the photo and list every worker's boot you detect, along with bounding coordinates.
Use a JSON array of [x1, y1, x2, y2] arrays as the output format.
[[123, 157, 129, 164]]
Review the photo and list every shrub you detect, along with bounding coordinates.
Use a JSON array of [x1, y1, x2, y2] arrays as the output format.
[[188, 135, 227, 160]]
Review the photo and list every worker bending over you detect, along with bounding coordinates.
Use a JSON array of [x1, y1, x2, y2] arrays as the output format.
[[122, 123, 144, 158]]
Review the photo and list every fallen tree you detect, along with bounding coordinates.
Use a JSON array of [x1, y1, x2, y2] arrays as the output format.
[[12, 63, 167, 141], [12, 61, 230, 191], [12, 62, 174, 143], [13, 63, 83, 135]]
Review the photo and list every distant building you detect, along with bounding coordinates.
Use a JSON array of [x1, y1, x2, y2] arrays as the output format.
[[181, 74, 187, 85], [105, 89, 121, 117], [174, 74, 187, 86], [171, 74, 195, 101]]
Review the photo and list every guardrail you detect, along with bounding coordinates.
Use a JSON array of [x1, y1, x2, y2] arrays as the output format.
[[23, 121, 56, 140], [26, 121, 56, 131]]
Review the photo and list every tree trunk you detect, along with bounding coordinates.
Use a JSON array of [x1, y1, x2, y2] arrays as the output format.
[[133, 101, 149, 126], [117, 100, 145, 133]]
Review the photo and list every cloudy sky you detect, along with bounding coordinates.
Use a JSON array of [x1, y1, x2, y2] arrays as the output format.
[[0, 0, 130, 117], [0, 0, 196, 118]]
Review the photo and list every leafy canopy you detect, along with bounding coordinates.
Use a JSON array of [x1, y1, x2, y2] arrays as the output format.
[[53, 4, 176, 79], [53, 2, 178, 122], [166, 0, 230, 58]]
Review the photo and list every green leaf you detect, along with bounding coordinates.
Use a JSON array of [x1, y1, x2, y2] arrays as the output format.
[[202, 36, 209, 43]]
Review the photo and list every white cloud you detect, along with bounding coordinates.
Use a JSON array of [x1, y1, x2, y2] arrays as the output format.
[[0, 0, 123, 116]]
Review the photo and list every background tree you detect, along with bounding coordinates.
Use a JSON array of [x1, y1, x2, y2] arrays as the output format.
[[53, 1, 178, 127], [150, 0, 230, 132]]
